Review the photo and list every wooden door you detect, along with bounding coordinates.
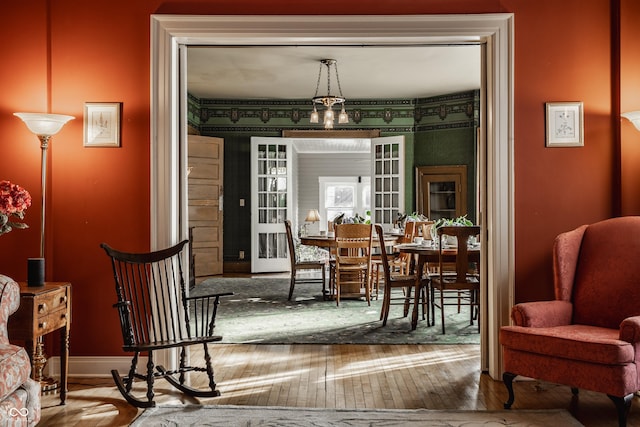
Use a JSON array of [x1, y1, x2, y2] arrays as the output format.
[[188, 135, 223, 276]]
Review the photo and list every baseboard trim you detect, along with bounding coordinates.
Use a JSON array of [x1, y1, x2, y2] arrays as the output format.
[[45, 356, 149, 378]]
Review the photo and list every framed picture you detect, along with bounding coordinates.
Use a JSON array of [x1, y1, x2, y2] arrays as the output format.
[[545, 102, 584, 147], [83, 102, 121, 147]]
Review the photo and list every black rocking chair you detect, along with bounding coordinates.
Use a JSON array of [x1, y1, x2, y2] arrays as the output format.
[[101, 240, 232, 408]]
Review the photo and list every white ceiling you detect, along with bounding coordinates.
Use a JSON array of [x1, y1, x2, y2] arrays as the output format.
[[187, 45, 481, 100], [187, 45, 481, 152]]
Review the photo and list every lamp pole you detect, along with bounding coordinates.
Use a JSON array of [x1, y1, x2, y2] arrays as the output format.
[[38, 135, 51, 258]]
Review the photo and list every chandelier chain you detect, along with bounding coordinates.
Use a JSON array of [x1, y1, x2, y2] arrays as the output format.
[[313, 62, 323, 99], [334, 62, 344, 98]]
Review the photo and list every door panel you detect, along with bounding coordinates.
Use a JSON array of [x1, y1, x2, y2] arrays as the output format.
[[188, 135, 223, 276], [251, 137, 293, 272], [371, 135, 404, 230]]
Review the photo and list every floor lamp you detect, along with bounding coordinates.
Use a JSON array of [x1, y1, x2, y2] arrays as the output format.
[[14, 112, 74, 391]]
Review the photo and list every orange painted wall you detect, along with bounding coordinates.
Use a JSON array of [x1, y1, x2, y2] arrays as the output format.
[[0, 0, 634, 356], [621, 0, 640, 215]]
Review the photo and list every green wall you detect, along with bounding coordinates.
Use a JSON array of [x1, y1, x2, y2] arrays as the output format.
[[188, 90, 478, 264]]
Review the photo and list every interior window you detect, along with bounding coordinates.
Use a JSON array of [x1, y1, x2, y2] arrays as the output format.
[[319, 177, 371, 231]]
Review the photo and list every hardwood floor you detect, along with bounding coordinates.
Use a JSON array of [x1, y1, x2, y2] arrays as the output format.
[[40, 343, 638, 426]]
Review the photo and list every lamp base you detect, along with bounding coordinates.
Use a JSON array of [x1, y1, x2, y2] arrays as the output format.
[[33, 337, 60, 392]]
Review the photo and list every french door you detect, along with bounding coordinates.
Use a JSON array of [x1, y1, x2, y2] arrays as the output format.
[[250, 135, 403, 273], [250, 137, 294, 272], [371, 136, 404, 229]]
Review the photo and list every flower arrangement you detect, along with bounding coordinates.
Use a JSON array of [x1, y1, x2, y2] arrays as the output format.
[[0, 180, 32, 236]]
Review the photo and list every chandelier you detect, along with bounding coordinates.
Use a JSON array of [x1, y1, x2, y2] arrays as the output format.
[[310, 59, 349, 129]]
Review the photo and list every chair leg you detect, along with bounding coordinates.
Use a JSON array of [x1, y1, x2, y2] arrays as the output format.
[[403, 285, 412, 317], [608, 394, 633, 427], [203, 343, 217, 392], [440, 288, 446, 334], [288, 271, 296, 301], [321, 264, 327, 299], [503, 372, 517, 409], [381, 284, 393, 325], [145, 350, 155, 403], [126, 352, 139, 393], [430, 287, 435, 326]]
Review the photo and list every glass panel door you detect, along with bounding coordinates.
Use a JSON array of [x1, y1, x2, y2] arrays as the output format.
[[251, 137, 293, 272], [371, 136, 404, 230]]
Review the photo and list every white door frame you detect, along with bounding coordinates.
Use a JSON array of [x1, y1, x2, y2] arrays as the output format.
[[150, 14, 514, 379]]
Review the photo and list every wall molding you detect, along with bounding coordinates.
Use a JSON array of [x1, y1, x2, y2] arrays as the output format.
[[46, 356, 148, 378], [151, 13, 514, 379]]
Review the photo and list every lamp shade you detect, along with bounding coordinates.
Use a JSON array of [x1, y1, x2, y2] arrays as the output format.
[[14, 112, 75, 136], [622, 111, 640, 132], [305, 209, 321, 223]]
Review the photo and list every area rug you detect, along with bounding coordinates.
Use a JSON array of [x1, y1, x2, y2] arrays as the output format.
[[130, 404, 583, 426], [192, 277, 481, 345]]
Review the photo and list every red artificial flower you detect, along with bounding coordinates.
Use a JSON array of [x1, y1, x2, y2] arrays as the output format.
[[0, 180, 32, 235]]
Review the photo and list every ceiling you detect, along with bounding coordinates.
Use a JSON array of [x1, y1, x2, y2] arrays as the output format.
[[187, 45, 481, 100], [186, 45, 481, 152]]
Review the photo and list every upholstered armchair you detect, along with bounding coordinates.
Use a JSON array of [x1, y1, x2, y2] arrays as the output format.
[[500, 216, 640, 427], [0, 275, 40, 426]]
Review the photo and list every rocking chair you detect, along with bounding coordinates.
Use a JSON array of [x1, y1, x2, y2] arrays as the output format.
[[101, 240, 232, 408]]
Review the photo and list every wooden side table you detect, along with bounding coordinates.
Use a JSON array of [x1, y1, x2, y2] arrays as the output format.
[[8, 282, 71, 404]]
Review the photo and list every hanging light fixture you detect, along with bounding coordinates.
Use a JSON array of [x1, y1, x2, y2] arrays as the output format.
[[310, 59, 349, 129]]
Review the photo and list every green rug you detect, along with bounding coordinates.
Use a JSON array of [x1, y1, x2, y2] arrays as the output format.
[[193, 277, 480, 345], [130, 405, 583, 426]]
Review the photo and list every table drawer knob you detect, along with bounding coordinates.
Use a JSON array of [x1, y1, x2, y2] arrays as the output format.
[[39, 321, 47, 329], [38, 303, 47, 314], [59, 295, 67, 304]]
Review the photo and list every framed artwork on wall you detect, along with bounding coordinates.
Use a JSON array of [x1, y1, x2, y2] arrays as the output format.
[[545, 102, 584, 147], [83, 102, 121, 147]]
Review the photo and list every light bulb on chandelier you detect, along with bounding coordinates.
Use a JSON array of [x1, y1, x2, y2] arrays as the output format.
[[309, 59, 349, 129]]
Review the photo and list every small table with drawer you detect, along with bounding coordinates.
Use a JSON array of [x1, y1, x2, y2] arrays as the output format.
[[8, 282, 71, 404]]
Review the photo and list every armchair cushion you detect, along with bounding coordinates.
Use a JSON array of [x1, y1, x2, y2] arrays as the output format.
[[0, 343, 32, 402], [500, 324, 634, 365]]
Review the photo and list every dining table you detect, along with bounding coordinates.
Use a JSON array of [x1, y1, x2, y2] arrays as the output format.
[[300, 233, 400, 300], [396, 242, 481, 330], [300, 233, 400, 249]]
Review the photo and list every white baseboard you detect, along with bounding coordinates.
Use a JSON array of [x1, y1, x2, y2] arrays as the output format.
[[45, 356, 149, 378]]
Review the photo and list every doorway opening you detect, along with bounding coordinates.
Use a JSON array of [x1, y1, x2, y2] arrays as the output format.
[[150, 13, 514, 379]]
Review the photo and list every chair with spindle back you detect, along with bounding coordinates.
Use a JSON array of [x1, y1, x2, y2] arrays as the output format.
[[334, 223, 373, 306], [101, 240, 232, 408]]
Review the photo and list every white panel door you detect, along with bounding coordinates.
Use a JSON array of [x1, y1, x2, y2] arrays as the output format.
[[251, 137, 294, 272], [371, 136, 405, 230]]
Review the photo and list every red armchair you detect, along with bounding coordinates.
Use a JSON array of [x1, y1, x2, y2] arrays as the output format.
[[500, 216, 640, 427], [0, 275, 41, 426]]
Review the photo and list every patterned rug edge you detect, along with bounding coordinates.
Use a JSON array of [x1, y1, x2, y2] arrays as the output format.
[[130, 404, 584, 426]]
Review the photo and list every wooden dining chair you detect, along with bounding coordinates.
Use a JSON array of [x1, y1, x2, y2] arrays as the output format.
[[284, 220, 327, 300], [101, 240, 233, 408], [374, 224, 427, 326], [371, 221, 416, 296], [430, 225, 481, 334], [334, 223, 373, 306]]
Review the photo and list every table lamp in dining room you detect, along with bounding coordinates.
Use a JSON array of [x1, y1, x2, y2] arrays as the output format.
[[303, 209, 321, 236]]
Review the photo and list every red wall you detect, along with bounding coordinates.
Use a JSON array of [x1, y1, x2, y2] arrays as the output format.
[[621, 0, 640, 215], [0, 0, 635, 357]]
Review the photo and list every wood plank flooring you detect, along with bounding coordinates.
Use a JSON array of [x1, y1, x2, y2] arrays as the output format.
[[40, 344, 639, 426]]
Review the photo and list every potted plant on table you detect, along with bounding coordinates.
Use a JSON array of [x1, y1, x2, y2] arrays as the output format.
[[431, 215, 474, 242]]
